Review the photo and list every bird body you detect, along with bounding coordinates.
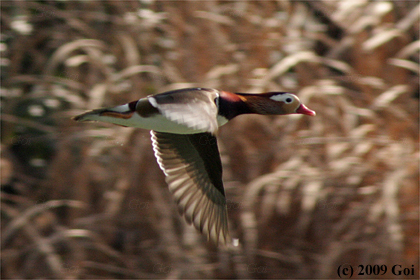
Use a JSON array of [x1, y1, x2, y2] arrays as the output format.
[[73, 87, 315, 245]]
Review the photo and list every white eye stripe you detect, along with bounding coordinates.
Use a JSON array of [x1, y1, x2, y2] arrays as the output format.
[[270, 93, 298, 103]]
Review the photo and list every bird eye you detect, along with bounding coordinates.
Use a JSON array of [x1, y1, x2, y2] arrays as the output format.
[[285, 97, 293, 103]]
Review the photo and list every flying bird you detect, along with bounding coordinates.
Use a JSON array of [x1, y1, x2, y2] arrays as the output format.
[[73, 88, 315, 245]]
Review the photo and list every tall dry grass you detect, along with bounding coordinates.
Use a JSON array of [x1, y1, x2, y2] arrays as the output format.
[[1, 1, 419, 279]]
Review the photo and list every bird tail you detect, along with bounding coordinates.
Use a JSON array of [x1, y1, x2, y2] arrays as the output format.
[[72, 104, 135, 124]]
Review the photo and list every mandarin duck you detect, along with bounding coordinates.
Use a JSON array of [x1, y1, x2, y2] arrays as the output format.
[[73, 88, 315, 245]]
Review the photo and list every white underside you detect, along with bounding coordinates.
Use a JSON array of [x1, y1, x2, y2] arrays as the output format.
[[84, 104, 229, 134]]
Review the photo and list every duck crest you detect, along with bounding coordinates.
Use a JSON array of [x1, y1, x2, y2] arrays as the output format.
[[218, 91, 251, 120], [238, 94, 289, 115], [218, 91, 293, 118]]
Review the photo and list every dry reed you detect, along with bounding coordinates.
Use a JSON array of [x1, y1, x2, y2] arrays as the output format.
[[1, 1, 418, 279]]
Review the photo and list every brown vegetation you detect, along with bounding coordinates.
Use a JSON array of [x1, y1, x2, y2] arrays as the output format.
[[1, 1, 419, 279]]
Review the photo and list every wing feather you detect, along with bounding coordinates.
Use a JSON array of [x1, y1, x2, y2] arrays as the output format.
[[150, 130, 229, 245]]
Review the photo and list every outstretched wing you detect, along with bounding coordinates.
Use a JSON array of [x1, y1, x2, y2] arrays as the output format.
[[150, 131, 229, 245], [149, 88, 219, 134]]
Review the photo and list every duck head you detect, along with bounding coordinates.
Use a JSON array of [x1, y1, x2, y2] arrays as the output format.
[[219, 91, 316, 119], [265, 92, 316, 116]]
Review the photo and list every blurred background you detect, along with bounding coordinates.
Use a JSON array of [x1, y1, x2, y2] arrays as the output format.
[[1, 1, 419, 279]]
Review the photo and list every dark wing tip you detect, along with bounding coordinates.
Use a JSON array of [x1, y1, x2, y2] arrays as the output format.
[[72, 114, 83, 121], [72, 108, 106, 122], [72, 110, 100, 122]]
